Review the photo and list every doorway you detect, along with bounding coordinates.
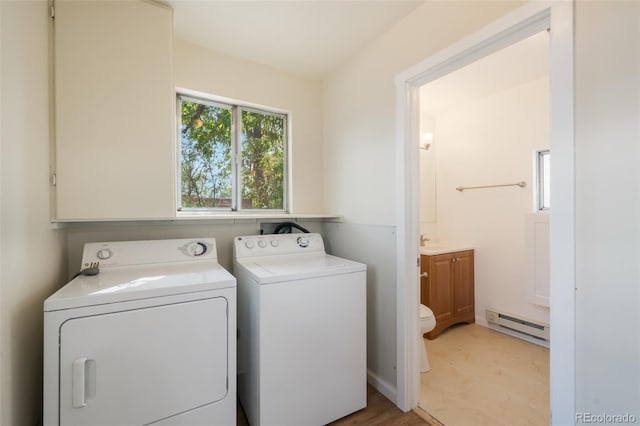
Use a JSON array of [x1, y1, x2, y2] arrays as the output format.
[[394, 3, 575, 424], [417, 29, 550, 424]]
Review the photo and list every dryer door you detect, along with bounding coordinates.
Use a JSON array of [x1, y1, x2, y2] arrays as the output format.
[[58, 297, 228, 426]]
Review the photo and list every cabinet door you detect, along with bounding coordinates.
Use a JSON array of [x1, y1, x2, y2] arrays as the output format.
[[54, 0, 175, 220], [426, 254, 454, 325], [453, 250, 475, 316]]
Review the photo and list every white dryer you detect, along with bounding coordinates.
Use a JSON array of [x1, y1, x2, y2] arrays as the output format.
[[43, 238, 236, 426], [233, 233, 367, 426]]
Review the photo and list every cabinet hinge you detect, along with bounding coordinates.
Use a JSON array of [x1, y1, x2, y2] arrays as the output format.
[[417, 257, 420, 267], [49, 3, 55, 19], [50, 173, 57, 186]]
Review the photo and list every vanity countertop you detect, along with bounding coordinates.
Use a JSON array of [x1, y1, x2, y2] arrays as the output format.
[[420, 245, 474, 256]]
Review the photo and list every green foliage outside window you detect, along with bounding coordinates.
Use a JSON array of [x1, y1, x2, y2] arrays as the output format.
[[180, 101, 232, 208], [241, 110, 285, 209], [179, 97, 285, 210]]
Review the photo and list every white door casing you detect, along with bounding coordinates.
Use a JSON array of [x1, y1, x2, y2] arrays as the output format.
[[394, 2, 575, 424]]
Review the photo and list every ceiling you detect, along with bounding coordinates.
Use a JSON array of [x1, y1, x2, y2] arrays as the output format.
[[420, 30, 550, 116], [168, 0, 425, 78]]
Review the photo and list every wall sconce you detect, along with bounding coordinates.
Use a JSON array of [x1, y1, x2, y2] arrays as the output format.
[[420, 132, 433, 150]]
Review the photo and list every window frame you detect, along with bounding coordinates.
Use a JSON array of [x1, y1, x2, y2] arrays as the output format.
[[176, 91, 290, 214], [536, 149, 550, 211]]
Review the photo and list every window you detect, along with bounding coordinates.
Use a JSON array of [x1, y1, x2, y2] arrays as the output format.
[[536, 149, 550, 210], [177, 94, 287, 212]]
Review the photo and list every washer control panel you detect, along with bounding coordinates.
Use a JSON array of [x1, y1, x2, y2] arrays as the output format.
[[81, 238, 217, 269], [234, 233, 325, 258]]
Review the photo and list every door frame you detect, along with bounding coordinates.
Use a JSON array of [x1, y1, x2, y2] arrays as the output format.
[[394, 2, 575, 424]]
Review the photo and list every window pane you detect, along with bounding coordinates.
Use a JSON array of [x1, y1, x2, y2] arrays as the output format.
[[542, 152, 550, 209], [180, 100, 232, 208], [538, 150, 550, 210], [241, 110, 285, 209]]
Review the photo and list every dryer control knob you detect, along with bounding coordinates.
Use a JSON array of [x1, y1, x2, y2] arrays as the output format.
[[270, 240, 279, 247], [245, 241, 255, 249], [189, 241, 208, 256], [258, 240, 267, 248], [96, 248, 112, 260]]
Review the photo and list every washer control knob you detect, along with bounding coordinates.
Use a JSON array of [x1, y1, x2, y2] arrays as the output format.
[[297, 236, 310, 248], [245, 241, 254, 249], [258, 240, 267, 248], [96, 248, 112, 260], [270, 240, 279, 247]]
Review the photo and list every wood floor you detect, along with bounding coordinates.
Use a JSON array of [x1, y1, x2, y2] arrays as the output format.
[[419, 323, 549, 426], [330, 385, 429, 425], [238, 384, 431, 425]]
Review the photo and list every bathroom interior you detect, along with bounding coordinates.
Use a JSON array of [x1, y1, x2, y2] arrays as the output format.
[[416, 29, 551, 425]]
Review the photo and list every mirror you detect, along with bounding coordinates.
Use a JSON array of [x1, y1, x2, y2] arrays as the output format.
[[419, 114, 437, 223]]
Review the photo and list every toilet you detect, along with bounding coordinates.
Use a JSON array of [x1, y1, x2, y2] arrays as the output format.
[[420, 304, 436, 372]]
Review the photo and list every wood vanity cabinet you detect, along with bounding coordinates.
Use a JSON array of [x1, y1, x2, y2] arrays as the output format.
[[420, 250, 475, 339]]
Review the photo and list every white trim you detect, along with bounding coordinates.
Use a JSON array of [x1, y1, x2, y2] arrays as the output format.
[[0, 0, 3, 408], [394, 79, 420, 411], [51, 213, 341, 224], [534, 149, 552, 211], [394, 2, 551, 87], [547, 3, 575, 425], [367, 369, 397, 405], [174, 90, 291, 213], [175, 87, 290, 117], [394, 2, 575, 423]]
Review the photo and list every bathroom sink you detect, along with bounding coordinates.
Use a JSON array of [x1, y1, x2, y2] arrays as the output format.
[[420, 245, 473, 255], [420, 246, 451, 255]]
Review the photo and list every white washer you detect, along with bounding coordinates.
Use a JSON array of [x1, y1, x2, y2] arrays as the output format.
[[43, 238, 236, 426], [233, 233, 367, 426]]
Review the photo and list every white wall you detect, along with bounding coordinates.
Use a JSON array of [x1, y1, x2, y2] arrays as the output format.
[[574, 0, 640, 418], [426, 77, 550, 325], [322, 222, 398, 397], [0, 2, 68, 424], [173, 39, 324, 214], [322, 0, 525, 395], [323, 1, 525, 226]]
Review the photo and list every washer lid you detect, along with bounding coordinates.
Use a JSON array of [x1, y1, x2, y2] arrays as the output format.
[[44, 262, 236, 312], [235, 253, 366, 284]]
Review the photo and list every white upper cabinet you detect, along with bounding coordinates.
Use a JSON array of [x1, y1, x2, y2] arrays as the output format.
[[54, 0, 175, 220]]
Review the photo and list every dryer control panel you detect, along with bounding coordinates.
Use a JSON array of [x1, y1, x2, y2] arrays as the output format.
[[81, 238, 217, 269], [233, 233, 325, 258]]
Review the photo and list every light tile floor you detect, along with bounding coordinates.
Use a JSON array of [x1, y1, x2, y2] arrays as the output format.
[[419, 324, 549, 426]]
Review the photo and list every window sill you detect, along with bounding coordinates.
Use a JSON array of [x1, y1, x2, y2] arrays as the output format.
[[52, 212, 343, 224], [174, 212, 342, 221]]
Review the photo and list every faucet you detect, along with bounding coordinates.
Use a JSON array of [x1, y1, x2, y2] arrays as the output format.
[[420, 234, 430, 246]]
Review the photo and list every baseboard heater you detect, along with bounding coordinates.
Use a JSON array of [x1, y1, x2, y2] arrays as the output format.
[[485, 308, 550, 343]]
